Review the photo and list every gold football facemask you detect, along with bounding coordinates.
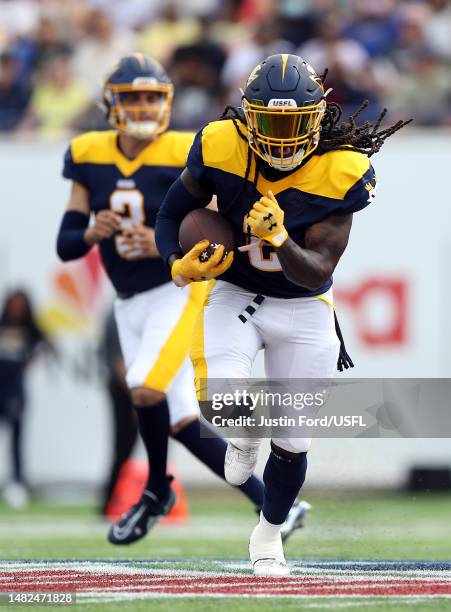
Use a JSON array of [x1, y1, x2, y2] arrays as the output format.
[[104, 81, 174, 140], [242, 97, 327, 171]]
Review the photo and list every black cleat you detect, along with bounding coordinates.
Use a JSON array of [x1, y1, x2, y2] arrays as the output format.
[[107, 487, 176, 545], [280, 500, 312, 543]]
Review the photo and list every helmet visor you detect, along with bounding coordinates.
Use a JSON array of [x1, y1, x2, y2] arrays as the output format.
[[261, 110, 313, 139], [245, 99, 325, 141], [242, 98, 326, 169]]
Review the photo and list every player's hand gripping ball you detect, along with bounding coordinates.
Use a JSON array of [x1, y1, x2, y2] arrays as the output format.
[[171, 240, 233, 287], [248, 190, 288, 247], [173, 209, 235, 287]]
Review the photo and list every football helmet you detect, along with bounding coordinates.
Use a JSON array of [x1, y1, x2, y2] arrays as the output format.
[[241, 54, 328, 171], [103, 53, 173, 139]]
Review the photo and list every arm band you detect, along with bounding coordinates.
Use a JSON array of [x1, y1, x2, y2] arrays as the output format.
[[155, 175, 208, 265], [56, 210, 91, 262]]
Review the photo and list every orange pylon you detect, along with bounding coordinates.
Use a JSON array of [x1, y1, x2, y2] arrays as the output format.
[[105, 459, 188, 523]]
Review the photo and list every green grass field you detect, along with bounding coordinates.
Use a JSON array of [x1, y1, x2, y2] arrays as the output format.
[[0, 489, 450, 611]]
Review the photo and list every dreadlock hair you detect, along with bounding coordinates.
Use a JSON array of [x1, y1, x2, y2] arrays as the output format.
[[317, 100, 413, 157], [220, 100, 413, 210]]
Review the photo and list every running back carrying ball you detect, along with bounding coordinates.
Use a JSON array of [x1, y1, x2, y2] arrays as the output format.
[[179, 209, 234, 262]]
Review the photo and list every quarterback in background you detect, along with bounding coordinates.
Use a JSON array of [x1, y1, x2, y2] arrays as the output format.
[[56, 54, 308, 547], [156, 54, 410, 575]]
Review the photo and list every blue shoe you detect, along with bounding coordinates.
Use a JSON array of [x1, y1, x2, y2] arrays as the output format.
[[108, 486, 176, 545]]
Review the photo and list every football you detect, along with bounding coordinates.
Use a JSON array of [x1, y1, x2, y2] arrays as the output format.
[[179, 208, 234, 261]]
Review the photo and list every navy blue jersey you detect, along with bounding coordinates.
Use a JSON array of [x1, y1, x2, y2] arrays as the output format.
[[186, 119, 376, 298], [63, 130, 194, 294]]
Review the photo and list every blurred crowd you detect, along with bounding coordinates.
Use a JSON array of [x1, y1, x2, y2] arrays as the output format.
[[1, 0, 451, 138]]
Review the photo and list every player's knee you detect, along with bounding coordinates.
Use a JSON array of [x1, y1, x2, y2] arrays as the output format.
[[130, 386, 165, 406], [171, 415, 198, 435], [271, 438, 310, 458]]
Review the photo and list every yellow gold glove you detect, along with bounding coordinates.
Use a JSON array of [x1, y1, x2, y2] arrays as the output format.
[[171, 239, 234, 287], [247, 190, 288, 247]]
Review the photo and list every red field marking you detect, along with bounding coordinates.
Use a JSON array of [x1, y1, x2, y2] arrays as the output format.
[[1, 567, 451, 598]]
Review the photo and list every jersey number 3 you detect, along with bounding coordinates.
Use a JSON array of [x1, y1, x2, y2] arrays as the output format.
[[110, 189, 145, 259]]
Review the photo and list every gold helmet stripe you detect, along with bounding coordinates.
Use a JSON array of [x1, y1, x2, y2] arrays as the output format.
[[133, 52, 146, 69], [281, 54, 289, 81]]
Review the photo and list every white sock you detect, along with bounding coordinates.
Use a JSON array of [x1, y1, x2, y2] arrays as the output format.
[[255, 511, 283, 539]]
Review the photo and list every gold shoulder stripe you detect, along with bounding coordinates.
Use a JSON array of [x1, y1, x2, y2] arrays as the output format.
[[201, 120, 250, 179], [71, 131, 117, 165], [70, 130, 194, 177], [294, 150, 371, 200], [253, 150, 368, 200], [140, 131, 195, 168]]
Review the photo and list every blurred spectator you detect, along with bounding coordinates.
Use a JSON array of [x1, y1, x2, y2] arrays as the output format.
[[20, 50, 90, 139], [298, 11, 371, 76], [390, 8, 429, 72], [384, 48, 451, 125], [10, 13, 72, 85], [86, 0, 223, 30], [298, 11, 384, 121], [138, 2, 202, 65], [277, 1, 321, 47], [72, 8, 136, 98], [170, 41, 226, 130], [423, 0, 451, 61], [0, 50, 32, 131], [221, 19, 294, 106], [0, 289, 54, 509], [32, 14, 71, 70], [86, 0, 159, 31], [1, 0, 451, 133], [168, 15, 227, 130], [152, 0, 223, 20], [231, 0, 274, 23], [0, 0, 40, 43], [195, 17, 228, 75], [98, 309, 137, 516], [342, 0, 404, 58], [203, 11, 250, 53]]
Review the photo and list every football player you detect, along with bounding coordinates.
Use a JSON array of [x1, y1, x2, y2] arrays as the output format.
[[56, 54, 309, 547], [156, 54, 411, 575]]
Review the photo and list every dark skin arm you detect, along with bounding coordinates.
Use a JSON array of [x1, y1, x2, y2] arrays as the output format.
[[276, 213, 353, 291], [170, 169, 353, 290]]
